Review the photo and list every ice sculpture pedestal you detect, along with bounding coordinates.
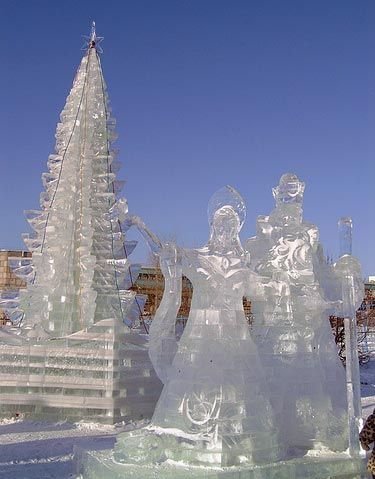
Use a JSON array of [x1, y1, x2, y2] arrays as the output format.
[[0, 320, 162, 423], [77, 447, 365, 479]]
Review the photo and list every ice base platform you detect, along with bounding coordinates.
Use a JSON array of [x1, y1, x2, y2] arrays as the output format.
[[76, 448, 367, 479], [0, 320, 162, 424]]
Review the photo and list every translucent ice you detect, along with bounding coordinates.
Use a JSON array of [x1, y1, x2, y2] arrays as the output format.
[[2, 39, 142, 338], [246, 173, 364, 452], [0, 26, 162, 424], [115, 186, 282, 467]]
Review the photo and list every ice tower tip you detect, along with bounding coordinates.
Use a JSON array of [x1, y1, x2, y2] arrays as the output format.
[[83, 21, 103, 53], [90, 21, 96, 46]]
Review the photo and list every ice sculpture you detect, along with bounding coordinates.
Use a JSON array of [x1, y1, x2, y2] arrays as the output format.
[[0, 23, 162, 423], [113, 186, 282, 467], [79, 181, 365, 478], [2, 26, 139, 338], [246, 173, 364, 452]]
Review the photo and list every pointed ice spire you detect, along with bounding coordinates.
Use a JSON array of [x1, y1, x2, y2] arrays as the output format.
[[83, 21, 104, 53], [90, 21, 96, 42], [4, 25, 140, 338]]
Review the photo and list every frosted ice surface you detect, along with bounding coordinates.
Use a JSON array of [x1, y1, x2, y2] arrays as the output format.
[[0, 45, 140, 338], [246, 173, 363, 452], [79, 176, 365, 476], [113, 179, 364, 472], [0, 30, 162, 425], [115, 186, 282, 467]]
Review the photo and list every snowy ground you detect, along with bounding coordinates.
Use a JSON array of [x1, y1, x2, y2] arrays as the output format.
[[1, 362, 375, 479], [359, 358, 375, 417], [0, 419, 149, 479]]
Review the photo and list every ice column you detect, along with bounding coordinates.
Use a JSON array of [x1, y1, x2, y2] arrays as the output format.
[[339, 217, 353, 257], [337, 217, 363, 456]]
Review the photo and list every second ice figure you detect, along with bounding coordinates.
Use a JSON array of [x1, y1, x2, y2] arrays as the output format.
[[115, 186, 282, 467]]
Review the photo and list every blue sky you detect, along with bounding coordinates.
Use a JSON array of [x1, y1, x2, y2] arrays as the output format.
[[0, 0, 374, 276]]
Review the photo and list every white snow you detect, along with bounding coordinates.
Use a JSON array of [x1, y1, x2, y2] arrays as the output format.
[[0, 417, 148, 479]]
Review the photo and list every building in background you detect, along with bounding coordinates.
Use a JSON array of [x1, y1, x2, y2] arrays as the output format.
[[132, 266, 253, 322], [1, 250, 372, 331], [359, 278, 375, 326], [0, 250, 31, 324]]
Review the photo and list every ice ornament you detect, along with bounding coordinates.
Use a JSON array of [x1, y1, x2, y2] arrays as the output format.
[[114, 186, 283, 467]]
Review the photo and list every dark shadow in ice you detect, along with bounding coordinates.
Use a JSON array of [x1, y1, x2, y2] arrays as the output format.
[[361, 382, 375, 398], [0, 433, 115, 479], [0, 434, 115, 463], [360, 361, 375, 398], [0, 421, 75, 436], [0, 461, 72, 479]]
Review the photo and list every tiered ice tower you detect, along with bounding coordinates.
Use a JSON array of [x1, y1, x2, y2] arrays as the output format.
[[0, 24, 162, 423]]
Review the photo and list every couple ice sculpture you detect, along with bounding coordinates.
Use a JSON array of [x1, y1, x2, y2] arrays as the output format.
[[114, 175, 363, 467]]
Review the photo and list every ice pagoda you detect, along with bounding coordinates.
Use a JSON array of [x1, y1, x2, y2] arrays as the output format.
[[0, 23, 162, 423]]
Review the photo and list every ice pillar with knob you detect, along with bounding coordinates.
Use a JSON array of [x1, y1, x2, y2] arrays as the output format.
[[336, 217, 363, 457]]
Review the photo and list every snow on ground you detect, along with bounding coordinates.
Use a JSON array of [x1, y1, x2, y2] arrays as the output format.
[[0, 418, 149, 479], [359, 358, 375, 418], [1, 362, 375, 479]]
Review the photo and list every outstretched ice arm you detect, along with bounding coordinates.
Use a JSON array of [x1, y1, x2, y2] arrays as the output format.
[[128, 215, 182, 384], [109, 199, 163, 256], [130, 216, 163, 256]]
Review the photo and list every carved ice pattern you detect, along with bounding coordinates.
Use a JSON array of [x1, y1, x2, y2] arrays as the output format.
[[115, 187, 282, 467], [246, 173, 364, 451]]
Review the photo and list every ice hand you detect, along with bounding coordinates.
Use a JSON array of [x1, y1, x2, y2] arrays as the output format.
[[160, 243, 179, 265], [158, 243, 181, 279]]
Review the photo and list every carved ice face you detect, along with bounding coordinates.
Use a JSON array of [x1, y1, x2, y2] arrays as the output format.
[[208, 186, 246, 230], [272, 173, 305, 205], [212, 206, 241, 245]]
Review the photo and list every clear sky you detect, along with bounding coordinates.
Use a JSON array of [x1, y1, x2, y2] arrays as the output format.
[[0, 0, 374, 276]]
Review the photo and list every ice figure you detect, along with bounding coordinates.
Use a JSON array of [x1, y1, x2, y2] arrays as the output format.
[[79, 180, 365, 478], [0, 24, 162, 423], [0, 24, 140, 338], [114, 186, 282, 467], [246, 173, 363, 452]]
